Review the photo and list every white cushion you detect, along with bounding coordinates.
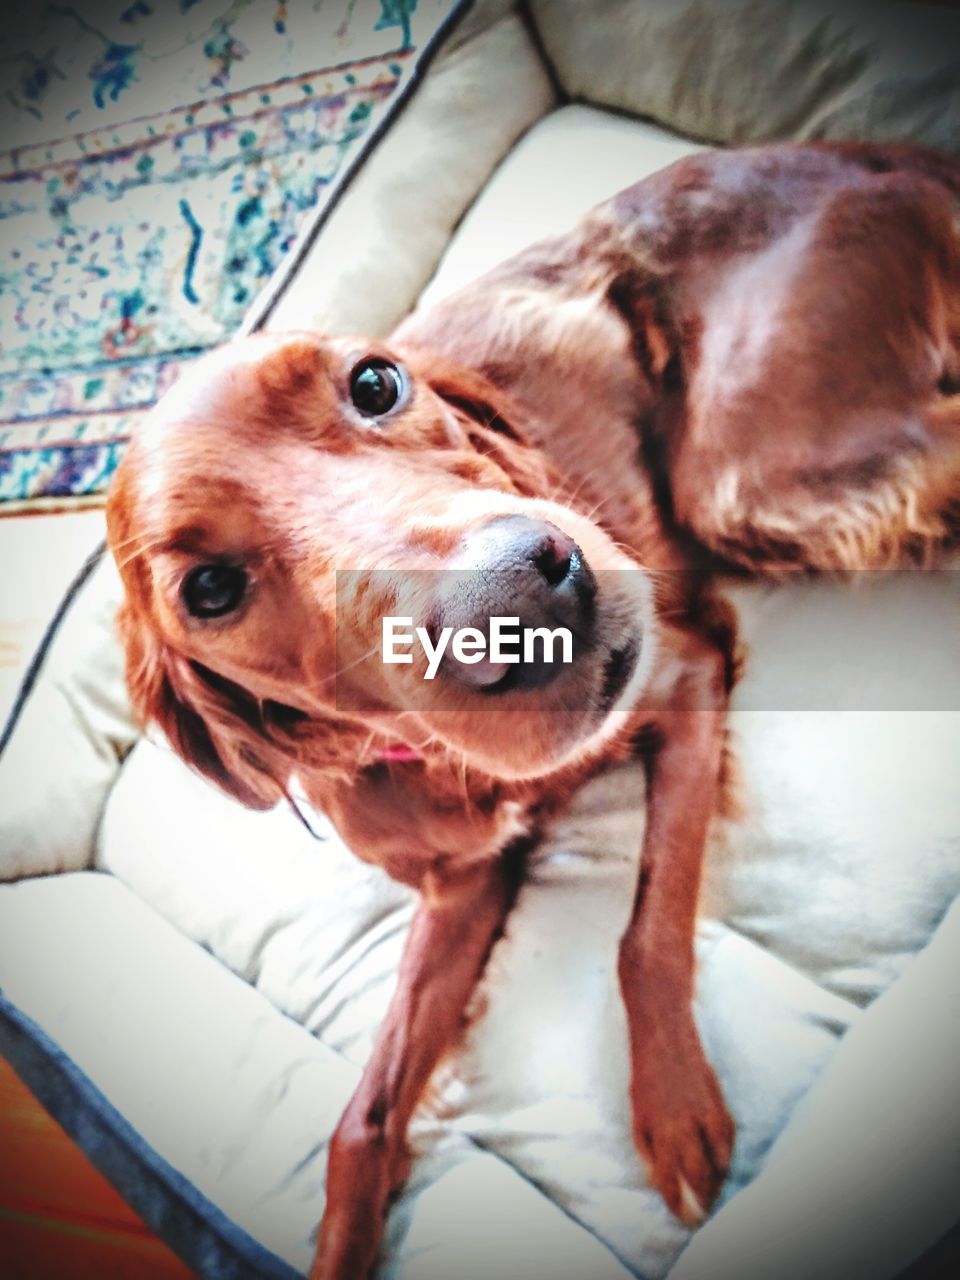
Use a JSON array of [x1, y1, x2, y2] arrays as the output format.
[[268, 3, 555, 338], [419, 104, 704, 308], [0, 872, 634, 1280], [669, 896, 960, 1280], [0, 542, 137, 881], [527, 0, 960, 152]]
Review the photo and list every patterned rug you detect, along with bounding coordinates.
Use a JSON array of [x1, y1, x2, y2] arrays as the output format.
[[0, 0, 465, 512]]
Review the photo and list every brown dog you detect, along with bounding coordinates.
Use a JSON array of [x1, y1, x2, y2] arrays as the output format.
[[106, 142, 960, 1278]]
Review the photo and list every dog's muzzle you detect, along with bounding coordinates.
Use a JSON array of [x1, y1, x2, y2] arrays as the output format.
[[430, 514, 597, 692]]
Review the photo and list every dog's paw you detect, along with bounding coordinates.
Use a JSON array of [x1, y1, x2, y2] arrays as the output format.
[[630, 1043, 735, 1225]]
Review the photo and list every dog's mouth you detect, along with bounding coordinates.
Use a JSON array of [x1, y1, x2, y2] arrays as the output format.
[[472, 632, 640, 714], [596, 638, 640, 718]]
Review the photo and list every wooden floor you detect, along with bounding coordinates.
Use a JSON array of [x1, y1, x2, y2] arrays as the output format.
[[0, 1056, 195, 1279]]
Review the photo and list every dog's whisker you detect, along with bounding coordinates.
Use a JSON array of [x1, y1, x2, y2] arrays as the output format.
[[116, 537, 171, 569]]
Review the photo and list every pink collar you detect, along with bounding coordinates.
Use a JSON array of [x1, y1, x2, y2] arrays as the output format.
[[377, 743, 422, 763]]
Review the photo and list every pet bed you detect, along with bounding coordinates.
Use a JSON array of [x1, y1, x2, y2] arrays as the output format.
[[2, 3, 959, 1276]]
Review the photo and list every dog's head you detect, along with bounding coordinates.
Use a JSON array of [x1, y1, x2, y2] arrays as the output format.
[[106, 332, 654, 804]]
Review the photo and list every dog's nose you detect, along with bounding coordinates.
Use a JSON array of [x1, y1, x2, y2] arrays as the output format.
[[434, 514, 595, 691]]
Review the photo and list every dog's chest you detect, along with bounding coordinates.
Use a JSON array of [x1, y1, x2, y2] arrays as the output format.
[[316, 758, 533, 888]]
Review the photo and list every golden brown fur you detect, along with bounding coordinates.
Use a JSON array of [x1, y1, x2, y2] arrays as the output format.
[[106, 142, 960, 1278]]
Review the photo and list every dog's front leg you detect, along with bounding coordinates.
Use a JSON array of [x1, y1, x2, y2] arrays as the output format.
[[618, 645, 735, 1224], [311, 850, 525, 1280]]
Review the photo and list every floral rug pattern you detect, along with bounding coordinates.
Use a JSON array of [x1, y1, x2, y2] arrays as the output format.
[[0, 0, 460, 508]]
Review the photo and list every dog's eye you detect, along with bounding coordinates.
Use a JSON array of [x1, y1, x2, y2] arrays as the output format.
[[182, 564, 247, 619], [349, 358, 405, 418]]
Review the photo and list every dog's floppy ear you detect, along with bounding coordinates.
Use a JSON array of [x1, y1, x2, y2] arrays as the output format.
[[118, 602, 282, 810]]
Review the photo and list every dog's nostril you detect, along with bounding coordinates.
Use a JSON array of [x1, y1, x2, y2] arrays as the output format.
[[532, 535, 573, 588], [529, 529, 576, 588]]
